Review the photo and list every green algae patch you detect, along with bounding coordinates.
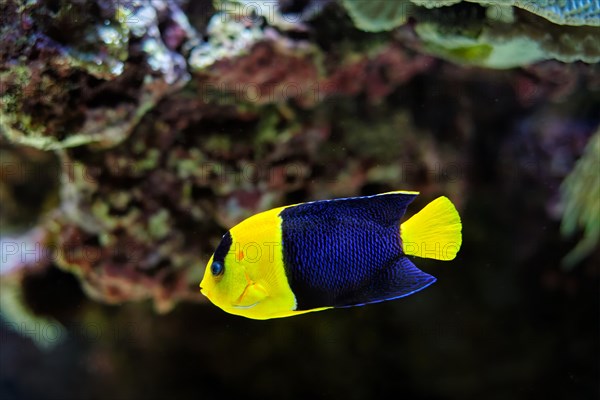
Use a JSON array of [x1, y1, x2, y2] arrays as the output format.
[[340, 0, 414, 32], [560, 130, 600, 268]]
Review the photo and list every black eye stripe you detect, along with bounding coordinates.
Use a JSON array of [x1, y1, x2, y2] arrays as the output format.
[[210, 232, 231, 278], [214, 231, 232, 263]]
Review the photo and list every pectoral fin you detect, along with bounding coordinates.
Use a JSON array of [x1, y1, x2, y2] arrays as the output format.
[[234, 282, 268, 308]]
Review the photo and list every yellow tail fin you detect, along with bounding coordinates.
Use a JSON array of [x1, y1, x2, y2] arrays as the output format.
[[400, 196, 462, 260]]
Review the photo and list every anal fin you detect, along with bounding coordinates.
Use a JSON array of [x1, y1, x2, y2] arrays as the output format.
[[335, 257, 436, 308]]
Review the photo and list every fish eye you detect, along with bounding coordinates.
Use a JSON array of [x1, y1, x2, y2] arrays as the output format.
[[211, 261, 224, 277]]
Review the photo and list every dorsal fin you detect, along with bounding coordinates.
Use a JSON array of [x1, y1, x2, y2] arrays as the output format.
[[282, 191, 419, 227]]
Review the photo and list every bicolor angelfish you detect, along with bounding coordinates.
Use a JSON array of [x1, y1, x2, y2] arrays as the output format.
[[199, 191, 462, 319]]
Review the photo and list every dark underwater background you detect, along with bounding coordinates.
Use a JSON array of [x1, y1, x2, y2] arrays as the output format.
[[1, 1, 598, 399]]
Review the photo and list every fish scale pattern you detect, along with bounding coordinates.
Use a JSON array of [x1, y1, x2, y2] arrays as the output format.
[[280, 193, 418, 309]]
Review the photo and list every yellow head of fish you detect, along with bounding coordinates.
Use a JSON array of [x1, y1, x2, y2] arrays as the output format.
[[199, 208, 308, 319], [200, 258, 270, 318]]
